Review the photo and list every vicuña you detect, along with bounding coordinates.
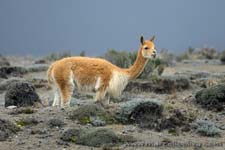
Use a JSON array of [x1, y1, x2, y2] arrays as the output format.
[[47, 36, 157, 107]]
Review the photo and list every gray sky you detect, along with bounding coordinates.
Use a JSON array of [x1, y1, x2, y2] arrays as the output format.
[[0, 0, 225, 56]]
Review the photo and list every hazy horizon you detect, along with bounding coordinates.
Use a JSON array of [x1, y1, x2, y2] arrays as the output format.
[[1, 0, 225, 56]]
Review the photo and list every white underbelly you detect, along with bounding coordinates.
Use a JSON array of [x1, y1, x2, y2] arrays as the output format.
[[107, 71, 129, 98]]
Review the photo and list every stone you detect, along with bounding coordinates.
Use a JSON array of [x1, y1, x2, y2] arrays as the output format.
[[6, 105, 17, 109]]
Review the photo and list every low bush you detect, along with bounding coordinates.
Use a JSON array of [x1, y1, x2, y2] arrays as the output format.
[[43, 51, 71, 61], [220, 50, 225, 64]]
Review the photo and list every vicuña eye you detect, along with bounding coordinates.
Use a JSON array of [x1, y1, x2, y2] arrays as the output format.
[[144, 47, 149, 50]]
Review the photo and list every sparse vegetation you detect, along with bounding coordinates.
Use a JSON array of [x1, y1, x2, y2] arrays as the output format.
[[177, 47, 219, 61], [47, 119, 65, 128], [195, 84, 225, 111], [115, 99, 163, 128], [16, 117, 38, 127], [0, 119, 20, 141], [0, 54, 10, 67], [102, 49, 165, 79], [9, 107, 35, 115], [191, 120, 221, 137], [69, 104, 116, 125], [43, 51, 72, 61], [61, 128, 125, 147], [102, 49, 132, 68], [220, 50, 225, 64], [1, 47, 225, 149], [79, 50, 86, 57]]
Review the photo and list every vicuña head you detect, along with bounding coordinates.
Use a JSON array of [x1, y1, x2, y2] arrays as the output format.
[[140, 35, 156, 59], [47, 35, 157, 107]]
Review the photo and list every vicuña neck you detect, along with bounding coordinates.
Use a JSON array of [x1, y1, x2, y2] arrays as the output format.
[[124, 47, 148, 80]]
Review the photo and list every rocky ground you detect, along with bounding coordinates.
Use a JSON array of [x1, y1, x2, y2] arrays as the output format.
[[0, 56, 225, 150]]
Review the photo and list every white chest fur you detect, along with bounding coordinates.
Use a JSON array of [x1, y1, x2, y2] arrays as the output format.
[[107, 71, 129, 98]]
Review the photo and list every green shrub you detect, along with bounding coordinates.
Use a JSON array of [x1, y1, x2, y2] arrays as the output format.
[[102, 49, 165, 79], [68, 104, 116, 125], [220, 50, 225, 64], [201, 48, 218, 59], [195, 84, 225, 111], [79, 51, 86, 57], [191, 120, 221, 137], [16, 117, 38, 127], [61, 128, 124, 147], [43, 51, 71, 61], [102, 49, 131, 68]]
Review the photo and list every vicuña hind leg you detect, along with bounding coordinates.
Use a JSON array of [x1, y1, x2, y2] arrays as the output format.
[[52, 88, 60, 107], [95, 89, 110, 105]]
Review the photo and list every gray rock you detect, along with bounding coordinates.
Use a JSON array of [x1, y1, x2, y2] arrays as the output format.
[[6, 105, 17, 109], [5, 81, 41, 107]]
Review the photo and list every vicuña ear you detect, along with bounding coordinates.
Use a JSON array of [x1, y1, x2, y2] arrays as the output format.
[[140, 36, 144, 45], [150, 35, 155, 42]]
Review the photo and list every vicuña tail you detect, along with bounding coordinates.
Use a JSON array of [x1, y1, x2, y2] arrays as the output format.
[[47, 64, 54, 89]]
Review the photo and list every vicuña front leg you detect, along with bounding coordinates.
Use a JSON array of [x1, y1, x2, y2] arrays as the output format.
[[58, 81, 74, 108]]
